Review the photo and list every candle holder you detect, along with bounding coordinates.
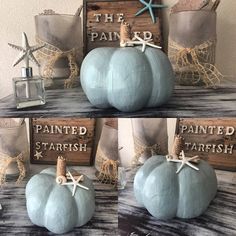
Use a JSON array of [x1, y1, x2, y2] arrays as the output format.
[[35, 9, 83, 89], [0, 119, 29, 185], [168, 10, 221, 87]]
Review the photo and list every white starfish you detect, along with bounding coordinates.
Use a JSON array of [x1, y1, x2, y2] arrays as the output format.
[[167, 150, 199, 174], [34, 150, 43, 160], [8, 32, 45, 67], [124, 35, 162, 52], [62, 171, 89, 197]]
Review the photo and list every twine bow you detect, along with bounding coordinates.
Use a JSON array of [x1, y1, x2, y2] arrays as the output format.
[[0, 152, 26, 186], [96, 146, 118, 186], [36, 37, 80, 89], [132, 136, 160, 165], [169, 39, 223, 88]]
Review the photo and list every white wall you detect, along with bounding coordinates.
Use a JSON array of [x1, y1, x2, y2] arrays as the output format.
[[0, 0, 235, 99]]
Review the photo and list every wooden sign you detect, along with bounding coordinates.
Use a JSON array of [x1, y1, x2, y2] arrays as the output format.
[[83, 0, 163, 54], [177, 118, 236, 171], [30, 118, 96, 165]]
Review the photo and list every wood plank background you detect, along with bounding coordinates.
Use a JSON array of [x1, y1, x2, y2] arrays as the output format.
[[30, 118, 96, 165], [177, 118, 236, 171], [119, 168, 236, 236], [0, 165, 118, 235], [0, 85, 236, 118], [83, 0, 163, 54]]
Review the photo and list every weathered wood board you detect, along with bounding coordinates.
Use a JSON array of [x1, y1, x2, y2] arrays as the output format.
[[0, 166, 118, 235], [119, 168, 236, 236], [177, 118, 236, 171], [30, 118, 96, 165], [0, 85, 236, 118], [83, 0, 163, 54]]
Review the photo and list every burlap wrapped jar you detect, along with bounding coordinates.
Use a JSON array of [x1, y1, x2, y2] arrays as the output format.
[[35, 10, 82, 88], [0, 119, 29, 185], [95, 119, 118, 186], [168, 10, 221, 87], [132, 118, 168, 165]]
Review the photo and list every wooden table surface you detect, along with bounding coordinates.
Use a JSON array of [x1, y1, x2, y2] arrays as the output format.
[[118, 168, 236, 236], [0, 85, 236, 118], [0, 165, 118, 236]]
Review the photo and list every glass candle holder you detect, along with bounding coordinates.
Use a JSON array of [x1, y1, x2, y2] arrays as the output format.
[[35, 13, 82, 82], [168, 10, 217, 86], [0, 120, 29, 181]]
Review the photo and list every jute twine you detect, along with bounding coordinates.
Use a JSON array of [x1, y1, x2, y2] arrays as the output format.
[[36, 36, 80, 89], [96, 146, 118, 186], [120, 20, 133, 47], [168, 39, 223, 88], [56, 156, 67, 184], [169, 135, 185, 160], [0, 152, 26, 186], [132, 136, 160, 166]]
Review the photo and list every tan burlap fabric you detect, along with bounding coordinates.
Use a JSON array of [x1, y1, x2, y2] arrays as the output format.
[[0, 152, 26, 185], [36, 37, 80, 88], [169, 39, 223, 88]]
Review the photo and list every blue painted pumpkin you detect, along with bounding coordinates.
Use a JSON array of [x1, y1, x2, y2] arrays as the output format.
[[81, 47, 175, 112], [134, 156, 217, 219], [26, 168, 95, 234]]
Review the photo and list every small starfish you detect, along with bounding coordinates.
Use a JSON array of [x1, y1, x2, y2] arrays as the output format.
[[135, 0, 167, 23], [34, 151, 43, 160], [167, 150, 199, 174], [8, 32, 45, 67], [62, 171, 89, 197], [131, 35, 162, 52]]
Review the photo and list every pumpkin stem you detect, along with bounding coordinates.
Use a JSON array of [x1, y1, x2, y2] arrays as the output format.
[[120, 20, 134, 47], [56, 156, 67, 185], [171, 135, 185, 159]]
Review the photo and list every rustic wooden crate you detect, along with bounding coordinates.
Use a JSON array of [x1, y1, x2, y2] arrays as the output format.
[[83, 0, 163, 54], [30, 118, 96, 165], [176, 118, 236, 171]]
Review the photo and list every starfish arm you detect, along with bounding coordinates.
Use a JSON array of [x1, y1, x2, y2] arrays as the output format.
[[72, 185, 76, 196], [13, 52, 27, 67], [22, 32, 30, 49], [169, 159, 182, 163], [148, 7, 156, 23], [67, 171, 74, 180], [188, 156, 199, 161], [8, 43, 24, 52], [142, 43, 146, 52], [176, 162, 185, 174], [186, 162, 199, 171], [140, 0, 148, 6], [62, 182, 73, 186], [134, 35, 144, 42], [135, 6, 149, 16], [151, 4, 168, 8], [146, 42, 162, 49], [77, 183, 89, 191], [28, 53, 40, 67], [76, 175, 84, 183], [31, 44, 45, 53], [131, 41, 145, 45]]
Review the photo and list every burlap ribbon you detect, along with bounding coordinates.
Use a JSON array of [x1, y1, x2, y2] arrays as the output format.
[[0, 152, 26, 185], [36, 36, 80, 89], [132, 136, 160, 165], [169, 39, 223, 88], [96, 146, 118, 186]]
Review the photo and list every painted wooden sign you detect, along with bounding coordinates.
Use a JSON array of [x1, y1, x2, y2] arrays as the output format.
[[83, 0, 163, 54], [30, 118, 96, 165], [177, 118, 236, 171]]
